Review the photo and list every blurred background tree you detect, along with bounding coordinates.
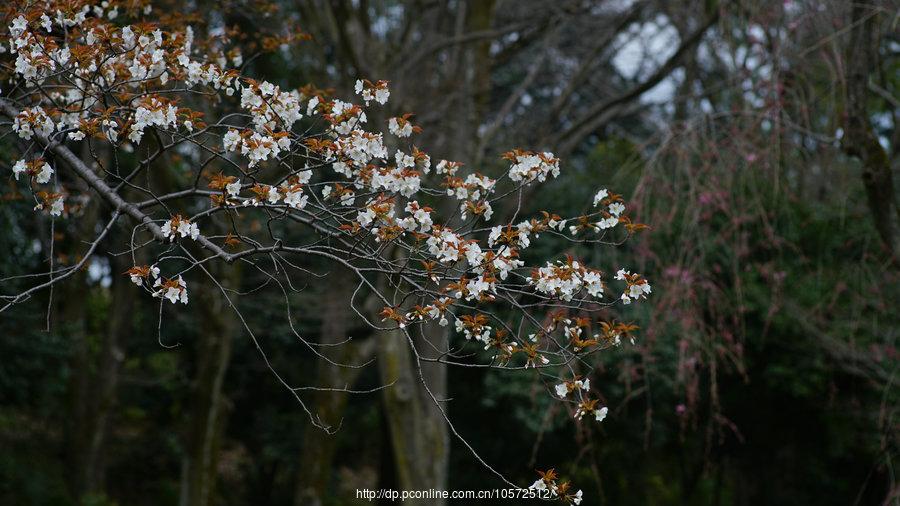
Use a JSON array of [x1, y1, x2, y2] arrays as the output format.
[[1, 0, 897, 505]]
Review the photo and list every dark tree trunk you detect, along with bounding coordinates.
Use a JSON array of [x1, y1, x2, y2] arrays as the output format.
[[179, 264, 241, 506], [377, 324, 449, 506], [842, 2, 897, 254], [61, 191, 110, 500], [62, 266, 91, 499], [294, 269, 375, 506], [79, 250, 132, 493]]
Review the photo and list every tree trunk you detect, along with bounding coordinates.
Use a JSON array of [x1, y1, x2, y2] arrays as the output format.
[[179, 264, 240, 506], [372, 4, 494, 500], [294, 269, 375, 506], [62, 265, 91, 499], [842, 3, 897, 254], [80, 250, 132, 494], [377, 325, 449, 506], [61, 193, 103, 500]]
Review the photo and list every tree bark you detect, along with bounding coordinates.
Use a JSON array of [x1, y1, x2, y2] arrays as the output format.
[[293, 269, 375, 506], [62, 266, 91, 499], [62, 146, 129, 501], [80, 250, 132, 494], [377, 324, 449, 506], [179, 264, 241, 506], [842, 3, 897, 254]]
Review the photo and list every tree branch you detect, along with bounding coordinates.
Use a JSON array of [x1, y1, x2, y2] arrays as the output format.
[[0, 99, 236, 262], [553, 10, 719, 156]]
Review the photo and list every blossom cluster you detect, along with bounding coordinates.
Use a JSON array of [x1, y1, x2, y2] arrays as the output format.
[[504, 149, 561, 184], [529, 257, 606, 301], [161, 215, 200, 241], [529, 469, 584, 505]]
